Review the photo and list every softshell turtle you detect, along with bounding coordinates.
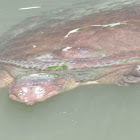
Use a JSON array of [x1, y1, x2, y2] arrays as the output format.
[[0, 3, 140, 105]]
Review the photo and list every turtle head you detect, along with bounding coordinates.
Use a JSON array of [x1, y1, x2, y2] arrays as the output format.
[[9, 73, 77, 105]]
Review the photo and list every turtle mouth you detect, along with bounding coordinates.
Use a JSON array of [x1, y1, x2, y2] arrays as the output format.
[[9, 92, 41, 105], [9, 94, 36, 105], [24, 100, 36, 105]]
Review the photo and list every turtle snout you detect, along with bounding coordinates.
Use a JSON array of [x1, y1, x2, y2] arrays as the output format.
[[24, 100, 36, 105]]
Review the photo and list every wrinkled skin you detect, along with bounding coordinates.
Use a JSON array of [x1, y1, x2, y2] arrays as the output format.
[[0, 2, 140, 105]]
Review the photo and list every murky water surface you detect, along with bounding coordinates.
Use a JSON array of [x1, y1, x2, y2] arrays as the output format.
[[0, 0, 140, 139]]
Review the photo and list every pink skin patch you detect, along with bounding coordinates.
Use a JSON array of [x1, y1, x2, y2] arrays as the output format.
[[9, 74, 62, 105]]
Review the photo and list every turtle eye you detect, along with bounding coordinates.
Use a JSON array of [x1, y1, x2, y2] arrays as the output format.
[[34, 86, 45, 95], [131, 65, 140, 77], [39, 88, 44, 93], [18, 87, 27, 96], [19, 90, 24, 96]]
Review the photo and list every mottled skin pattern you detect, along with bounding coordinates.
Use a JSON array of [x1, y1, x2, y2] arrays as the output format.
[[0, 3, 140, 105]]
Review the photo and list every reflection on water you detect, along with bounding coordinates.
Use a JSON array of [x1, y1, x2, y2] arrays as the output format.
[[0, 0, 140, 139]]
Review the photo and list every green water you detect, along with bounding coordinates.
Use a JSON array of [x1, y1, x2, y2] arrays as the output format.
[[1, 84, 140, 139], [0, 0, 140, 139]]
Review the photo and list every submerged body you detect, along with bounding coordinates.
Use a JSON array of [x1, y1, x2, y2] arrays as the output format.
[[0, 2, 140, 105]]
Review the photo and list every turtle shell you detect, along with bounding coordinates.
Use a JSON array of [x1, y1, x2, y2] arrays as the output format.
[[0, 2, 140, 105]]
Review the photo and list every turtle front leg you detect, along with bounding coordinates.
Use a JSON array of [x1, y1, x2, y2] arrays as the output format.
[[0, 69, 13, 88]]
